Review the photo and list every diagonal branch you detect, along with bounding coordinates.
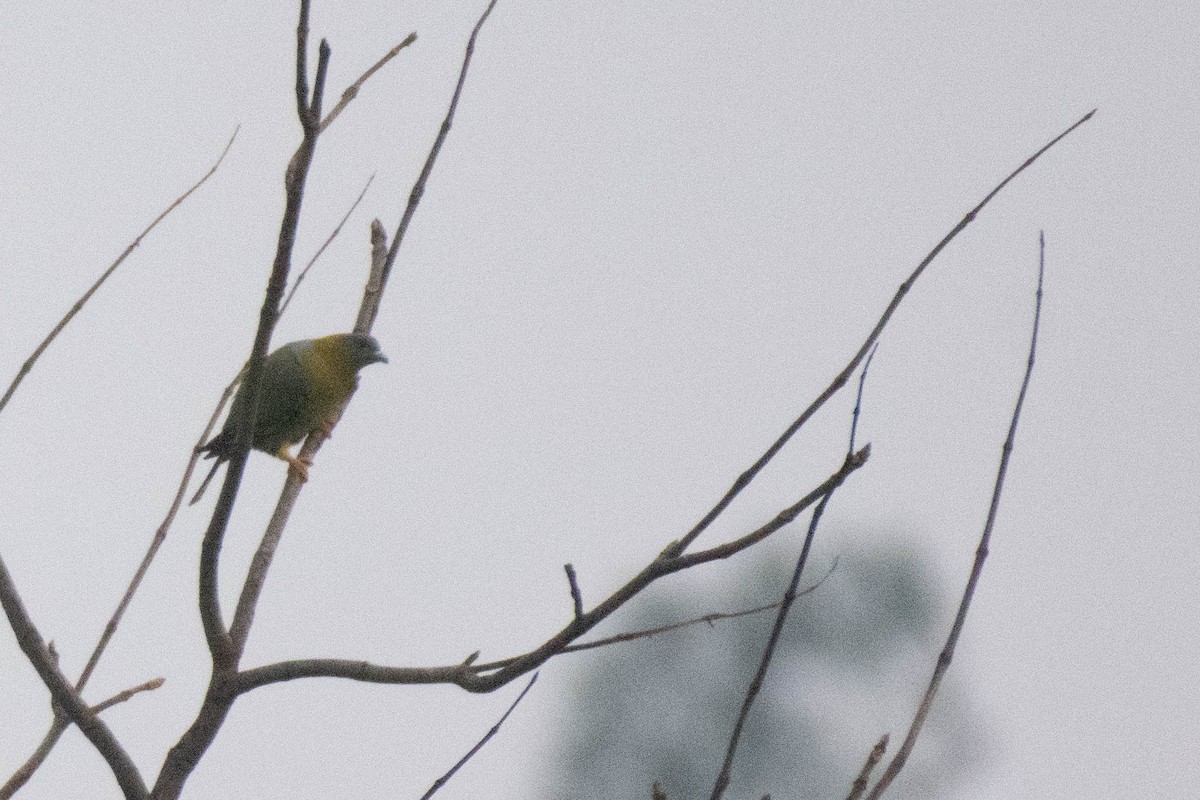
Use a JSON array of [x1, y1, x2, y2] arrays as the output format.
[[362, 0, 500, 332], [419, 673, 539, 799], [321, 34, 418, 132], [0, 556, 148, 799], [233, 453, 866, 696], [674, 110, 1095, 556], [865, 231, 1048, 799], [710, 343, 879, 800], [0, 128, 237, 417]]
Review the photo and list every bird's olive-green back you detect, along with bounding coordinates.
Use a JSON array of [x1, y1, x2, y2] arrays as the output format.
[[205, 333, 385, 459]]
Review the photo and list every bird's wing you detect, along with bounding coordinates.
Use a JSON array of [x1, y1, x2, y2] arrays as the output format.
[[252, 344, 314, 453]]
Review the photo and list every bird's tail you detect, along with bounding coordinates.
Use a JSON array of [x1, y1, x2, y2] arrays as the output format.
[[189, 458, 223, 506]]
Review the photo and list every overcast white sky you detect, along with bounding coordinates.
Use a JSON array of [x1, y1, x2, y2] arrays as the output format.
[[2, 2, 1198, 799]]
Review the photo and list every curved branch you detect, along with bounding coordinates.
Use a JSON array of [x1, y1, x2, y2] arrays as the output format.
[[865, 231, 1048, 799], [0, 556, 148, 799], [232, 454, 866, 697], [674, 109, 1095, 555], [0, 128, 237, 417]]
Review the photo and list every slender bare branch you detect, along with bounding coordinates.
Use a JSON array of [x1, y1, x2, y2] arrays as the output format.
[[419, 673, 539, 799], [321, 34, 418, 132], [366, 0, 500, 332], [866, 231, 1047, 799], [280, 174, 377, 316], [560, 559, 836, 656], [564, 564, 584, 619], [847, 735, 889, 800], [711, 339, 879, 800], [0, 556, 148, 799], [91, 677, 166, 714], [234, 455, 865, 696], [709, 486, 836, 800], [674, 110, 1094, 557], [0, 128, 237, 417]]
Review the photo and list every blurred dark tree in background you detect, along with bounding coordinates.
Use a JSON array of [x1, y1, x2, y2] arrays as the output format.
[[548, 536, 986, 799]]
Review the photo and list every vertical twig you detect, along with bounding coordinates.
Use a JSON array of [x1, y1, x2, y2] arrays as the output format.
[[710, 349, 879, 800], [866, 232, 1047, 799]]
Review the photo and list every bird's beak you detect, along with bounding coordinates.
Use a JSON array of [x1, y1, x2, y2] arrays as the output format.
[[372, 352, 389, 365]]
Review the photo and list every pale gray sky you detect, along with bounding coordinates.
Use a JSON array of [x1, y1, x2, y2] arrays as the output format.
[[2, 2, 1197, 799]]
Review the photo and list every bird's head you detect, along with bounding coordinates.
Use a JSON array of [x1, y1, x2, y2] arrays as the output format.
[[336, 332, 389, 369]]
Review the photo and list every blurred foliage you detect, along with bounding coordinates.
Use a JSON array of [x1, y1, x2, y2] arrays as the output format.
[[547, 536, 985, 799]]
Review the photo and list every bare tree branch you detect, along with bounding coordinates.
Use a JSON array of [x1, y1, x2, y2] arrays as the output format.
[[280, 173, 377, 316], [559, 559, 836, 656], [321, 34, 418, 132], [865, 231, 1048, 799], [364, 0, 501, 332], [419, 673, 539, 799], [674, 110, 1094, 557], [711, 347, 879, 800], [847, 735, 889, 800], [234, 453, 865, 696], [0, 128, 237, 417], [230, 0, 501, 668], [156, 5, 332, 797], [0, 557, 148, 799]]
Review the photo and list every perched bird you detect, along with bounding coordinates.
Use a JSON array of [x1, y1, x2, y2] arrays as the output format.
[[190, 332, 388, 505]]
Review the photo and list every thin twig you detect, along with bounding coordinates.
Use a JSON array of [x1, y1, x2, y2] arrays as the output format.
[[419, 673, 539, 799], [711, 348, 878, 800], [560, 559, 837, 656], [90, 677, 166, 714], [865, 231, 1047, 799], [0, 677, 163, 800], [674, 110, 1094, 557], [279, 173, 376, 316], [846, 735, 889, 800], [0, 128, 238, 417], [364, 0, 500, 332], [0, 556, 148, 799], [321, 34, 418, 132], [564, 564, 584, 618]]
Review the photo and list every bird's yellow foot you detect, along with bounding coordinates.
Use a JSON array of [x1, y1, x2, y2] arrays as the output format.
[[284, 454, 313, 483]]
